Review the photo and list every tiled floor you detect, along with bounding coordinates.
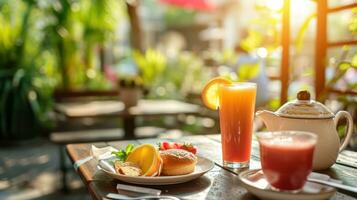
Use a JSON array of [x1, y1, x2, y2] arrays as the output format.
[[0, 139, 89, 200]]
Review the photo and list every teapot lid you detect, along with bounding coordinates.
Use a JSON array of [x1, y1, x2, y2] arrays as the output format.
[[276, 90, 334, 119]]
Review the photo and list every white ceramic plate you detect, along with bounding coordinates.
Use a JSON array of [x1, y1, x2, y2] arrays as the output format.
[[99, 156, 215, 185], [239, 169, 336, 200]]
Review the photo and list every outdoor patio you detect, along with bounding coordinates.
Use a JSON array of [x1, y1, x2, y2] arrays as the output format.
[[0, 0, 356, 200], [0, 140, 88, 200]]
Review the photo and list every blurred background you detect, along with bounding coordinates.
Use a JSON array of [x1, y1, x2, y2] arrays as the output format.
[[0, 0, 356, 199]]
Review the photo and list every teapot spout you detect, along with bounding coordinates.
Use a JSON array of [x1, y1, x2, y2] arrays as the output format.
[[255, 110, 279, 131]]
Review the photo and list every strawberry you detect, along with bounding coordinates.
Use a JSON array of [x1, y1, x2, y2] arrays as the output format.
[[175, 143, 183, 149], [158, 141, 197, 154], [168, 142, 176, 149], [159, 141, 171, 150], [181, 143, 197, 154], [158, 141, 179, 150]]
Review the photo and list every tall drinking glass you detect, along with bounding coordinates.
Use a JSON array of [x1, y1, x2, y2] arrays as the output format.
[[219, 82, 256, 169]]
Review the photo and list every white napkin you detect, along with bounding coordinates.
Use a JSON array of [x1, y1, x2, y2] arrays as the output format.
[[91, 145, 118, 173], [90, 145, 117, 160], [74, 145, 118, 172], [98, 159, 116, 173]]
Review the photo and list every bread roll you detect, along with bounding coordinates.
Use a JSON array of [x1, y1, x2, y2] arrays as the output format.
[[160, 149, 197, 176], [114, 161, 142, 176]]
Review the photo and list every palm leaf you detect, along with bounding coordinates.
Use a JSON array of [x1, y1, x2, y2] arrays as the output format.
[[295, 13, 316, 53]]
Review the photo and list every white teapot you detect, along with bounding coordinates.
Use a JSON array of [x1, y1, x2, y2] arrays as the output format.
[[256, 90, 353, 170]]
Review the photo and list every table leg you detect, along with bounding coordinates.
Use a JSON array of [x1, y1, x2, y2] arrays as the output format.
[[59, 145, 68, 193], [123, 116, 135, 139]]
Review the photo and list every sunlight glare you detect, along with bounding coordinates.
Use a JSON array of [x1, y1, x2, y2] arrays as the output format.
[[257, 47, 268, 58], [291, 0, 312, 12], [261, 0, 313, 15], [0, 180, 10, 190], [262, 0, 284, 11]]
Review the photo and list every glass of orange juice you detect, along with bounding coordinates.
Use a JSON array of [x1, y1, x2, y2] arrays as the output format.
[[219, 82, 256, 169]]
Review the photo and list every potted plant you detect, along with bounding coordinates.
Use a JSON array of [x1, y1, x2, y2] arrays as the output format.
[[118, 76, 143, 108], [117, 49, 167, 108]]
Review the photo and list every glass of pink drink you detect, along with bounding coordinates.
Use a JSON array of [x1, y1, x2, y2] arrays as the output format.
[[256, 131, 317, 191]]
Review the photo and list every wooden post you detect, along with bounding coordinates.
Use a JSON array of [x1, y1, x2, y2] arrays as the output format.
[[280, 0, 290, 105], [126, 1, 143, 52], [315, 0, 327, 101], [99, 44, 105, 72]]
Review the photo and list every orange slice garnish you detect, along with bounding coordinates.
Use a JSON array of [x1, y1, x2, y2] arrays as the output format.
[[126, 144, 162, 176], [201, 77, 232, 110]]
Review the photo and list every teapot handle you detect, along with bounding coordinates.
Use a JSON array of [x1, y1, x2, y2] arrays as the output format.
[[334, 111, 354, 152]]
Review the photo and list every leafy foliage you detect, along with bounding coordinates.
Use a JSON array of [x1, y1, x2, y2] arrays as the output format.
[[237, 63, 261, 82], [242, 3, 280, 54], [41, 0, 124, 90], [112, 144, 134, 161], [348, 8, 357, 35], [0, 0, 56, 139], [147, 52, 204, 99], [240, 30, 263, 53], [295, 13, 316, 53], [132, 49, 167, 88]]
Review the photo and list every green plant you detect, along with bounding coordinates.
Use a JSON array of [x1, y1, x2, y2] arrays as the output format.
[[80, 0, 122, 85], [285, 5, 356, 140], [246, 1, 357, 110], [237, 63, 261, 82], [132, 49, 167, 88], [0, 0, 55, 140], [294, 7, 357, 101], [295, 13, 316, 53], [145, 51, 204, 99], [118, 76, 143, 89], [42, 0, 123, 90], [242, 3, 280, 54], [112, 144, 134, 161]]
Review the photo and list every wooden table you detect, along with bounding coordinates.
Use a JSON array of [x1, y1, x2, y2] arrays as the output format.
[[55, 100, 201, 139], [66, 134, 357, 200]]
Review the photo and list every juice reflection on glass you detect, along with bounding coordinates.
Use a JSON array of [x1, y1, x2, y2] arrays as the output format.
[[257, 131, 317, 191], [219, 82, 256, 169]]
